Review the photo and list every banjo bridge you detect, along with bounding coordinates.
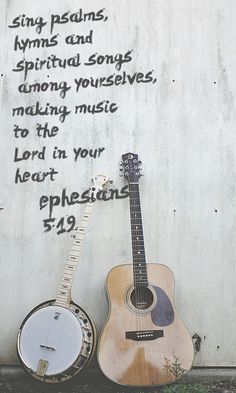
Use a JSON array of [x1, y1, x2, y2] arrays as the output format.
[[40, 344, 56, 351]]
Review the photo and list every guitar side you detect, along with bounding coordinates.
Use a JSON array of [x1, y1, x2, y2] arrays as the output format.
[[97, 263, 194, 387]]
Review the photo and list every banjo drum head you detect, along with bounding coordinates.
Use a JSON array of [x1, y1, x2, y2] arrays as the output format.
[[18, 304, 83, 376]]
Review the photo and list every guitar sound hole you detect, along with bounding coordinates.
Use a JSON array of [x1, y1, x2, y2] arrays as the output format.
[[130, 286, 154, 310]]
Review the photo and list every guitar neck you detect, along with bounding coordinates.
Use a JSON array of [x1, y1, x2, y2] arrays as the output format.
[[55, 201, 94, 307], [129, 183, 148, 287]]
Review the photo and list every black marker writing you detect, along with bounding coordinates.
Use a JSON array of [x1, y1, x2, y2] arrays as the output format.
[[14, 146, 46, 162], [65, 30, 93, 45], [18, 80, 71, 98], [36, 123, 59, 138], [50, 9, 108, 34], [74, 70, 156, 91], [13, 124, 29, 138], [52, 147, 68, 159], [14, 34, 58, 53], [12, 102, 71, 123], [75, 100, 118, 115], [40, 185, 129, 218], [15, 167, 58, 184], [73, 147, 105, 161], [8, 14, 47, 34], [84, 50, 133, 70], [13, 54, 81, 80]]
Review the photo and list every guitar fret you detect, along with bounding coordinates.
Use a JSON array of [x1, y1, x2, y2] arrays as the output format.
[[133, 274, 147, 277], [133, 261, 146, 264], [133, 268, 146, 271]]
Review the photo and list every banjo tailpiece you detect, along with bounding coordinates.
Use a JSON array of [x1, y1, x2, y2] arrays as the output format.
[[36, 359, 49, 377]]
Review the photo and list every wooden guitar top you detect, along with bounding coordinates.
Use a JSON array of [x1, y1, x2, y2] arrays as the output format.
[[98, 263, 194, 386]]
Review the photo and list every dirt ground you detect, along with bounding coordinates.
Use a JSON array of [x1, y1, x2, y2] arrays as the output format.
[[0, 371, 236, 393]]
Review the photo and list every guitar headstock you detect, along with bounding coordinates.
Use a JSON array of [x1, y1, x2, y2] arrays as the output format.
[[120, 153, 142, 183], [91, 174, 112, 191]]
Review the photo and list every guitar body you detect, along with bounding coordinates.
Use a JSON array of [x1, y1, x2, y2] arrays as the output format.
[[98, 263, 194, 386], [17, 300, 96, 383]]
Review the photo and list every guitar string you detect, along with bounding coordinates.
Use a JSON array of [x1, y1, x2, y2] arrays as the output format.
[[130, 183, 151, 382], [132, 186, 142, 334], [129, 183, 140, 338], [129, 183, 143, 380], [130, 184, 147, 337], [134, 183, 151, 383], [130, 185, 141, 335], [136, 183, 156, 383]]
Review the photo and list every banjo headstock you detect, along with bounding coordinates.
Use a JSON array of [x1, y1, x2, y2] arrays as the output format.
[[91, 174, 112, 192]]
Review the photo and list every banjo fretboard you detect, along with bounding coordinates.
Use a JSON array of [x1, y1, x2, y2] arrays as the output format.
[[55, 201, 94, 307]]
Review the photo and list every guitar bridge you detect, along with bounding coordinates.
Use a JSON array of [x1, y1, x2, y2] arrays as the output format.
[[125, 330, 164, 341]]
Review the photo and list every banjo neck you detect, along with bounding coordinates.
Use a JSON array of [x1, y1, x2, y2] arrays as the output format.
[[55, 200, 95, 307], [54, 174, 110, 308]]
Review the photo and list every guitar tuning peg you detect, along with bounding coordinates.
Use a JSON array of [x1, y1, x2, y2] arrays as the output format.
[[119, 168, 123, 172], [138, 160, 142, 164], [109, 180, 113, 184], [119, 161, 124, 165]]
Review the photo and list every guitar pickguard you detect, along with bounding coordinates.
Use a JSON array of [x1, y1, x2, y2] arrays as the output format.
[[151, 286, 174, 326]]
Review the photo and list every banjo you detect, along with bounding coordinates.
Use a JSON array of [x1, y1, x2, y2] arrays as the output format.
[[17, 175, 110, 383]]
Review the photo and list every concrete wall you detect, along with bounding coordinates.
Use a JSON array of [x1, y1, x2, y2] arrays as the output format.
[[0, 0, 236, 366]]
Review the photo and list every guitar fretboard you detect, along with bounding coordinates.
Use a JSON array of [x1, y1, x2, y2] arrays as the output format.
[[129, 183, 148, 287], [55, 201, 94, 307]]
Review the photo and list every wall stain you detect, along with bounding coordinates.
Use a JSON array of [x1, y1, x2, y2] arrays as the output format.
[[217, 44, 234, 122], [192, 333, 202, 353]]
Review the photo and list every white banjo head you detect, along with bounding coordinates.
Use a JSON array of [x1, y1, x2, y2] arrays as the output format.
[[17, 301, 96, 383]]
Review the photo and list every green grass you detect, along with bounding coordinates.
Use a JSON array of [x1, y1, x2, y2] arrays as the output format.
[[162, 382, 209, 393]]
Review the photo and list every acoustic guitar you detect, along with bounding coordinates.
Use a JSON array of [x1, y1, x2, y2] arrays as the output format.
[[98, 153, 194, 386], [17, 175, 111, 383]]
